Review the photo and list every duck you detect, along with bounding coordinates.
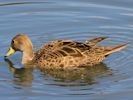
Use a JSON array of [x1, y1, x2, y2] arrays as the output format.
[[5, 33, 127, 69]]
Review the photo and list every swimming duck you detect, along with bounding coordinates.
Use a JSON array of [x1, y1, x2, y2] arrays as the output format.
[[5, 33, 127, 69]]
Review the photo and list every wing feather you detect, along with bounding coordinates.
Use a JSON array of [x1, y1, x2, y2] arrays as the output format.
[[35, 40, 92, 60]]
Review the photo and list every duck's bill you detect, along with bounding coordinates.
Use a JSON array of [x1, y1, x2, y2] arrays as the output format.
[[5, 47, 15, 57]]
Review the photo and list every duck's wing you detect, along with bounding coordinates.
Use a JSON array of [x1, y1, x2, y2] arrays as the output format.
[[37, 40, 92, 59], [37, 37, 107, 53], [39, 40, 91, 52]]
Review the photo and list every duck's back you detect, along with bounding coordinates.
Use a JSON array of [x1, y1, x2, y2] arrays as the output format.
[[33, 40, 92, 68]]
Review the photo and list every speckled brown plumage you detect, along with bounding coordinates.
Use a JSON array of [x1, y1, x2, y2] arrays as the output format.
[[5, 34, 127, 69], [33, 37, 127, 69]]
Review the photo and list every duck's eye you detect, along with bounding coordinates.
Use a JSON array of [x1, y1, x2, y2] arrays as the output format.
[[12, 40, 15, 44]]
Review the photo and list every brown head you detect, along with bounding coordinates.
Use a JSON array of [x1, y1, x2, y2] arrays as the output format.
[[5, 33, 34, 64]]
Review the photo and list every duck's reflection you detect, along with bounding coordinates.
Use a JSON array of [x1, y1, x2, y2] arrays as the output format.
[[4, 58, 33, 87], [4, 58, 112, 87]]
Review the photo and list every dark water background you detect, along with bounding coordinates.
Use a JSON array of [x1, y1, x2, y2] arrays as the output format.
[[0, 0, 133, 100]]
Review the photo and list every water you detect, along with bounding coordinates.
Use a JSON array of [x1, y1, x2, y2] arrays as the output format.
[[0, 0, 133, 100]]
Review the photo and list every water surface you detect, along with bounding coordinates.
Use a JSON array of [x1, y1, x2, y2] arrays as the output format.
[[0, 0, 133, 100]]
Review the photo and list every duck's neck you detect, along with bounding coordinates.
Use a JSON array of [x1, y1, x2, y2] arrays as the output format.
[[22, 49, 34, 64]]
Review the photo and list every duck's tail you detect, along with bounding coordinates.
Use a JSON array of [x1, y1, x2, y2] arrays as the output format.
[[104, 43, 128, 56], [85, 36, 108, 47]]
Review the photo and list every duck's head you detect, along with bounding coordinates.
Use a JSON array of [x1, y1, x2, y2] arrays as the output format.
[[5, 33, 34, 64]]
